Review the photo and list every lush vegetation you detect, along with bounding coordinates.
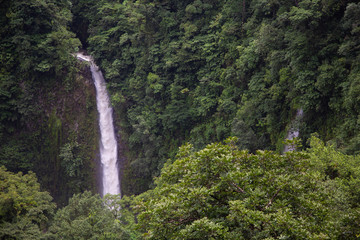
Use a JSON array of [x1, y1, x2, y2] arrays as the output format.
[[0, 166, 56, 239], [76, 0, 360, 194], [2, 138, 360, 239], [136, 137, 360, 239], [1, 0, 360, 239], [0, 0, 99, 205]]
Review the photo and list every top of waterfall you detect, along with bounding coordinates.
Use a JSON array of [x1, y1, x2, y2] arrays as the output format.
[[76, 52, 93, 62]]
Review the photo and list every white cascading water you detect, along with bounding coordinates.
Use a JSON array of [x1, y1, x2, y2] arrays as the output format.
[[76, 53, 120, 196], [284, 108, 304, 152]]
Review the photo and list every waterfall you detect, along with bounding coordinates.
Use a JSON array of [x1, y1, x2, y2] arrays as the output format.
[[76, 53, 120, 196], [284, 108, 303, 152]]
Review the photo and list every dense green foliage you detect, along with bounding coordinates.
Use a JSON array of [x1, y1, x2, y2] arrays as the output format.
[[0, 167, 138, 239], [2, 0, 360, 238], [2, 138, 360, 239], [136, 137, 360, 239], [0, 168, 137, 239], [0, 0, 99, 205], [47, 191, 137, 240], [0, 166, 56, 239], [78, 0, 360, 194]]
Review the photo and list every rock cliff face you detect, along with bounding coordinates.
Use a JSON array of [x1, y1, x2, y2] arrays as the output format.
[[1, 62, 100, 206], [40, 62, 100, 205]]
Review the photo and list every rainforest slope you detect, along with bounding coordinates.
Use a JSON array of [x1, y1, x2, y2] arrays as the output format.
[[74, 0, 360, 194], [1, 0, 360, 239], [0, 0, 99, 205]]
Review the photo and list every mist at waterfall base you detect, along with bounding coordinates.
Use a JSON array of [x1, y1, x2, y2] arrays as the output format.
[[76, 53, 121, 197]]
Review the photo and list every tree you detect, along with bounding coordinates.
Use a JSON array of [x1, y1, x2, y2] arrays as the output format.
[[48, 191, 137, 240], [137, 138, 355, 239], [0, 166, 56, 239], [307, 136, 360, 239]]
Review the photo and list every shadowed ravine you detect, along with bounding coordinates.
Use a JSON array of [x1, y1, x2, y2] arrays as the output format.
[[76, 52, 120, 197]]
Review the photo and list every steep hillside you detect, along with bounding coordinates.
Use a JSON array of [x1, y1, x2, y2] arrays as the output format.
[[1, 0, 360, 200], [75, 0, 360, 194], [0, 0, 99, 205], [1, 1, 360, 238]]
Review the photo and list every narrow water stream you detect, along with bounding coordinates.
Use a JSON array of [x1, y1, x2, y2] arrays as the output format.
[[284, 108, 304, 152], [76, 53, 120, 196]]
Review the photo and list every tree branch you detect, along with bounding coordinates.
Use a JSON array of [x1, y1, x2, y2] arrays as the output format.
[[265, 188, 282, 209], [230, 182, 246, 193]]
